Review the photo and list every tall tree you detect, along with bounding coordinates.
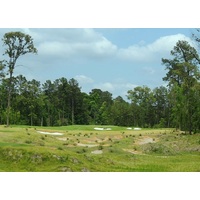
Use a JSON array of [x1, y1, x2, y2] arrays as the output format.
[[111, 96, 132, 126], [68, 78, 82, 125], [153, 86, 169, 127], [2, 31, 37, 126], [162, 40, 200, 133], [127, 86, 156, 127]]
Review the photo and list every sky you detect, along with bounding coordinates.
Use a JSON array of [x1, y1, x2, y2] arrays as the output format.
[[0, 28, 196, 100]]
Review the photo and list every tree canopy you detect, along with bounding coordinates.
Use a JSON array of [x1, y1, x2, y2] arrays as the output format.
[[1, 31, 37, 126]]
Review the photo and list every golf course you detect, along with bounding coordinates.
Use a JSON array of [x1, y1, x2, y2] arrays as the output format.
[[0, 125, 199, 172], [1, 30, 200, 173]]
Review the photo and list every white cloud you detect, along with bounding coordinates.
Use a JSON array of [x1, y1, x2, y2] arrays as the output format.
[[94, 81, 137, 95], [37, 41, 74, 58], [35, 28, 117, 59], [117, 34, 194, 62], [1, 29, 194, 66], [0, 28, 117, 60], [95, 82, 115, 91], [75, 75, 94, 84]]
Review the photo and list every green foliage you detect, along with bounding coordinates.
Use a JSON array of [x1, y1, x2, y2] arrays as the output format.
[[162, 40, 200, 133], [1, 31, 37, 126]]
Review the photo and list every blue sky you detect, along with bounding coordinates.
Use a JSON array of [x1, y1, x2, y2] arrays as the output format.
[[0, 28, 197, 99]]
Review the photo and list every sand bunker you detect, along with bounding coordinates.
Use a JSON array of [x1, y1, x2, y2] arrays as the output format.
[[94, 127, 112, 131], [37, 131, 63, 136]]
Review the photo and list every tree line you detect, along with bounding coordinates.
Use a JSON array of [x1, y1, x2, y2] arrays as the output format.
[[1, 30, 200, 134]]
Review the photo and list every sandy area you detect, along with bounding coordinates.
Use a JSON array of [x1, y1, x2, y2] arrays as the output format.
[[137, 137, 155, 145], [123, 149, 144, 155], [77, 143, 98, 148], [57, 137, 67, 141], [94, 127, 112, 131], [37, 131, 63, 136], [91, 150, 103, 154]]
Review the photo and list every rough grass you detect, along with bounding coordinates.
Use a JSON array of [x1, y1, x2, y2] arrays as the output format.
[[0, 125, 200, 172]]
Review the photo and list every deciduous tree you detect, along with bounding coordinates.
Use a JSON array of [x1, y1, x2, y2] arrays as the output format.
[[2, 31, 37, 126]]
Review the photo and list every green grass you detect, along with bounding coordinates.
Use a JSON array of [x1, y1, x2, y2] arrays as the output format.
[[0, 125, 199, 172]]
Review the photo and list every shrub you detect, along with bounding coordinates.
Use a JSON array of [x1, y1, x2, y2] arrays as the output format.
[[133, 146, 137, 151], [25, 140, 32, 144], [143, 143, 175, 155], [98, 145, 103, 150], [109, 149, 114, 153], [82, 148, 87, 153], [41, 136, 45, 140]]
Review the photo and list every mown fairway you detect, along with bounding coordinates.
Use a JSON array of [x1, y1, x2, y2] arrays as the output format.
[[0, 125, 200, 172]]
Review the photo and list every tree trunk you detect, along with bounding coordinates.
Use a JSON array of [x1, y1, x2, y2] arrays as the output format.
[[6, 93, 11, 127], [31, 114, 33, 126], [71, 98, 74, 125], [6, 70, 13, 127], [41, 117, 43, 127]]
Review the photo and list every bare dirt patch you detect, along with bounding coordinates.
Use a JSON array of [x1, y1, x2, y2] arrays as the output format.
[[91, 150, 103, 154], [123, 148, 144, 155], [57, 137, 67, 141], [137, 137, 156, 145], [77, 143, 98, 148]]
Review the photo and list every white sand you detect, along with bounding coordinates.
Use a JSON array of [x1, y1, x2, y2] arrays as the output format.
[[37, 131, 63, 136], [94, 127, 112, 131]]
